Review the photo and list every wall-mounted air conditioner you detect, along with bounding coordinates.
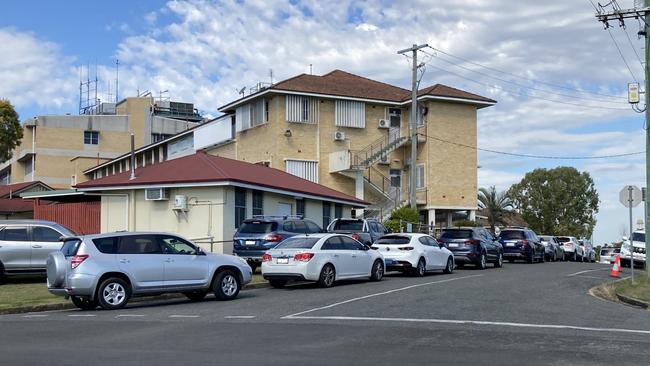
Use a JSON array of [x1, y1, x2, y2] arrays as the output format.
[[145, 188, 169, 201], [378, 119, 389, 129], [333, 131, 346, 141]]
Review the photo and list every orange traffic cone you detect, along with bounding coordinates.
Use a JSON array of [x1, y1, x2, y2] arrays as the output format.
[[610, 255, 621, 278]]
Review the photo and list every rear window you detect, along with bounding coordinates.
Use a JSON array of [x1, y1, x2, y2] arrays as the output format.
[[600, 248, 613, 255], [331, 220, 364, 231], [556, 237, 571, 243], [440, 230, 473, 239], [61, 239, 81, 256], [376, 236, 411, 245], [239, 221, 277, 234], [93, 237, 118, 254], [632, 232, 645, 242], [499, 230, 526, 240], [274, 237, 320, 249]]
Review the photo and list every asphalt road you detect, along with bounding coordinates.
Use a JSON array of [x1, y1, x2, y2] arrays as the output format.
[[1, 261, 649, 365]]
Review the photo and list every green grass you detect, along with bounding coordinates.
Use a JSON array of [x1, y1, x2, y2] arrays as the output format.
[[0, 278, 66, 311], [613, 277, 650, 303]]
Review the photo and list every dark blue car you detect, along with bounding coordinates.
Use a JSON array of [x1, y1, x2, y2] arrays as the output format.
[[498, 227, 545, 264], [233, 216, 322, 272]]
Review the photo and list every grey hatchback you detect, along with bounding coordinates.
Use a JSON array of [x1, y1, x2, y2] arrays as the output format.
[[47, 232, 252, 310]]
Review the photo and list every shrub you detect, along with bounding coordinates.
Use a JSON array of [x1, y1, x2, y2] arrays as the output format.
[[384, 207, 420, 233]]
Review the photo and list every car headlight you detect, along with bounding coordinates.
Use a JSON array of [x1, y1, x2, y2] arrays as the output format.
[[234, 256, 249, 265]]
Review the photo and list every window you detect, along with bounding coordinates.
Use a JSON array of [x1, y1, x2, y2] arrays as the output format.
[[239, 221, 277, 234], [335, 100, 365, 128], [415, 164, 425, 189], [61, 239, 81, 256], [0, 170, 10, 185], [24, 159, 34, 176], [296, 199, 305, 217], [334, 204, 343, 219], [117, 235, 162, 254], [160, 235, 197, 255], [322, 202, 332, 228], [305, 221, 321, 233], [275, 237, 319, 249], [84, 131, 99, 145], [32, 226, 62, 242], [416, 106, 427, 127], [0, 227, 28, 241], [340, 236, 365, 250], [286, 95, 318, 123], [93, 237, 118, 254], [235, 188, 247, 229], [252, 190, 264, 216], [321, 236, 344, 250], [236, 99, 267, 132], [151, 133, 172, 143], [286, 160, 318, 183]]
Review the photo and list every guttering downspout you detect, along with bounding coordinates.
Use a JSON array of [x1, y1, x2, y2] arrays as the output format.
[[31, 122, 36, 182]]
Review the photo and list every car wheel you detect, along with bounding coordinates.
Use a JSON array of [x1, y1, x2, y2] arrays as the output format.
[[0, 262, 6, 285], [457, 262, 466, 268], [71, 296, 98, 310], [213, 270, 240, 300], [184, 290, 208, 302], [413, 258, 426, 277], [527, 251, 534, 264], [370, 260, 384, 281], [478, 252, 487, 270], [494, 252, 503, 268], [269, 279, 287, 288], [443, 257, 454, 274], [97, 277, 131, 310], [318, 264, 336, 288], [540, 251, 545, 263], [507, 258, 515, 263]]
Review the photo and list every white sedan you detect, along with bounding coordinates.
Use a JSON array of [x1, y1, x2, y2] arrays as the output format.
[[371, 234, 454, 276], [261, 233, 385, 288]]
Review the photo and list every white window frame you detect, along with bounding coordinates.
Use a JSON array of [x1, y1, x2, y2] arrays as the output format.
[[416, 105, 427, 127], [415, 163, 426, 189], [286, 95, 318, 124], [236, 99, 268, 132], [285, 159, 319, 183], [335, 100, 365, 128]]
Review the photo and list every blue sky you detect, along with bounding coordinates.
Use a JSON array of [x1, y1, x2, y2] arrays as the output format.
[[0, 0, 647, 243]]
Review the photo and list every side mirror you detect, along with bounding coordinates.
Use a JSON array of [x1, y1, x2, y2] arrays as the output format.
[[622, 236, 629, 241], [362, 245, 371, 251], [196, 247, 206, 256]]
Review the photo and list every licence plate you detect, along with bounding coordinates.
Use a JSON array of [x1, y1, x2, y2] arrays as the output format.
[[506, 243, 515, 247], [245, 240, 256, 246], [277, 258, 289, 264], [448, 243, 458, 248]]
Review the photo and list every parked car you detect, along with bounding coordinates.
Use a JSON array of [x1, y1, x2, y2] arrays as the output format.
[[233, 215, 322, 272], [556, 236, 583, 261], [0, 220, 76, 284], [47, 232, 252, 310], [539, 235, 563, 261], [371, 233, 454, 276], [261, 233, 384, 288], [620, 230, 646, 268], [326, 218, 388, 246], [599, 246, 620, 264], [579, 239, 596, 263], [438, 227, 503, 269], [498, 227, 545, 263]]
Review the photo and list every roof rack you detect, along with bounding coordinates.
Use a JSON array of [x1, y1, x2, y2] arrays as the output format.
[[251, 215, 305, 220]]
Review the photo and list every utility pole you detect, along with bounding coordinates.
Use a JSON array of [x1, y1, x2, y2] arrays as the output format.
[[397, 43, 428, 209], [596, 2, 650, 278]]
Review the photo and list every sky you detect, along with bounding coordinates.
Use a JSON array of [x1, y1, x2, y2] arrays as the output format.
[[0, 0, 647, 243]]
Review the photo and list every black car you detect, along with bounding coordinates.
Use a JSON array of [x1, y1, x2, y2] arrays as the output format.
[[498, 228, 545, 264], [438, 227, 503, 269], [233, 215, 322, 271]]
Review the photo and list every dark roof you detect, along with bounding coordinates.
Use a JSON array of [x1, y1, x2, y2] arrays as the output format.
[[0, 181, 52, 199], [0, 198, 33, 213], [220, 69, 496, 111], [75, 152, 367, 206]]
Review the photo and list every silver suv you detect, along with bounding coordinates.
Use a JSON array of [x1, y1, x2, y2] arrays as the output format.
[[47, 232, 252, 310], [0, 220, 76, 283]]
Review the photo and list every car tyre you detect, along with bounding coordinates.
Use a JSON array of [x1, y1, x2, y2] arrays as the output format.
[[97, 277, 131, 310], [269, 279, 287, 288], [213, 270, 240, 301], [540, 251, 545, 263], [443, 257, 454, 274], [477, 252, 487, 270], [318, 264, 336, 288], [0, 262, 6, 285], [184, 290, 208, 302], [494, 252, 503, 268], [507, 258, 515, 263], [71, 296, 98, 310], [527, 251, 535, 264], [370, 260, 384, 281], [457, 262, 466, 268], [413, 258, 426, 277]]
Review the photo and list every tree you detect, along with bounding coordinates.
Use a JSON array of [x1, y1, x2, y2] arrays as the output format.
[[384, 206, 420, 233], [0, 99, 23, 162], [478, 186, 513, 233], [508, 167, 599, 238]]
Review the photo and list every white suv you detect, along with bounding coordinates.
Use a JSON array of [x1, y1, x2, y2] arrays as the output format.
[[47, 232, 252, 310], [620, 230, 646, 268], [556, 236, 583, 261]]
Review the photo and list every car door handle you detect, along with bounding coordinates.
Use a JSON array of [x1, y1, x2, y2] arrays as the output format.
[[119, 259, 129, 264], [165, 258, 174, 263], [333, 254, 339, 257], [352, 255, 357, 258], [32, 245, 43, 248]]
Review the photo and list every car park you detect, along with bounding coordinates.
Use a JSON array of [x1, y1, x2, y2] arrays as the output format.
[[326, 218, 388, 246], [599, 246, 620, 264], [46, 232, 252, 310], [539, 235, 563, 261], [0, 220, 76, 283], [438, 227, 503, 269], [371, 233, 454, 276], [261, 233, 385, 288], [556, 236, 583, 261], [233, 215, 322, 272], [498, 227, 545, 263]]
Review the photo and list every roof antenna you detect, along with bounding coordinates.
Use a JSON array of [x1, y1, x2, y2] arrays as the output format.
[[129, 133, 136, 180], [269, 69, 274, 84], [309, 64, 313, 75]]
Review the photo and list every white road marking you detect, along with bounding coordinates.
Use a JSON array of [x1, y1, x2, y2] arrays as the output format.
[[287, 315, 650, 336], [169, 315, 200, 318], [224, 315, 256, 319], [577, 275, 606, 280], [283, 274, 482, 318], [68, 314, 96, 317], [567, 268, 608, 277], [22, 314, 49, 318], [115, 314, 145, 318]]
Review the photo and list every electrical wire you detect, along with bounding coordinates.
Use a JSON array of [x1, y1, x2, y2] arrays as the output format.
[[417, 132, 645, 160], [606, 27, 640, 83], [623, 25, 644, 69]]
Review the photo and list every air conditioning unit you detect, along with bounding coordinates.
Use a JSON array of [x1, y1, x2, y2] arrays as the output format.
[[378, 119, 389, 129], [145, 188, 169, 201], [173, 195, 188, 210], [378, 155, 390, 165], [333, 131, 346, 141]]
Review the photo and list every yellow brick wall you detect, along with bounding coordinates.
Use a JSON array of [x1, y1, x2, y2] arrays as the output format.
[[116, 97, 151, 146]]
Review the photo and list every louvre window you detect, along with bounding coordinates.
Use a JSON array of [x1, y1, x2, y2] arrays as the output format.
[[335, 100, 365, 128], [235, 188, 247, 228], [416, 164, 425, 189], [236, 99, 267, 132], [286, 160, 318, 183], [252, 190, 264, 216], [322, 202, 332, 228], [286, 95, 318, 123]]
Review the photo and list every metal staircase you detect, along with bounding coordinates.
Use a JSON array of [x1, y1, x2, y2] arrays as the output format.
[[351, 129, 409, 170], [362, 166, 407, 221]]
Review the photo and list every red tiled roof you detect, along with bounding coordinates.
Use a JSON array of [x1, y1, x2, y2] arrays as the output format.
[[0, 181, 51, 199], [75, 152, 367, 206], [417, 84, 496, 104], [0, 198, 33, 213]]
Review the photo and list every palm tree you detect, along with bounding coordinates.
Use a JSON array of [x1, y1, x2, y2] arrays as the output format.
[[478, 186, 513, 233]]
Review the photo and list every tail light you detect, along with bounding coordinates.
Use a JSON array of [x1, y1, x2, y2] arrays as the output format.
[[464, 239, 480, 245], [71, 254, 89, 269], [437, 239, 444, 244], [264, 234, 283, 242], [351, 233, 361, 241], [519, 240, 529, 247], [398, 246, 414, 251], [294, 252, 315, 262], [262, 253, 272, 262]]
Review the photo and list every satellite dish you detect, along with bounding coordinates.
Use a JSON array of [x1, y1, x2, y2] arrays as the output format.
[[237, 87, 246, 96]]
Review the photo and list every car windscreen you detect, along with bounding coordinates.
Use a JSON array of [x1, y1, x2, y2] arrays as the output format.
[[499, 231, 526, 240], [375, 236, 411, 245], [239, 221, 277, 234], [632, 232, 645, 242], [440, 230, 472, 239], [274, 237, 320, 249], [556, 237, 571, 243], [539, 236, 552, 241], [331, 220, 364, 231], [61, 239, 81, 256]]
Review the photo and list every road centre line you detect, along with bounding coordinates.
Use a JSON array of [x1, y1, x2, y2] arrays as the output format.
[[22, 314, 49, 318], [68, 314, 96, 317], [224, 315, 256, 319], [567, 268, 608, 277], [283, 274, 482, 318], [115, 314, 145, 318], [287, 315, 650, 336], [169, 315, 200, 318]]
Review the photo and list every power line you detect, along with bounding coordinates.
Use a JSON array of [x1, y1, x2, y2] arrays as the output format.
[[606, 27, 639, 82], [426, 45, 626, 100], [623, 24, 644, 69], [418, 132, 645, 160]]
